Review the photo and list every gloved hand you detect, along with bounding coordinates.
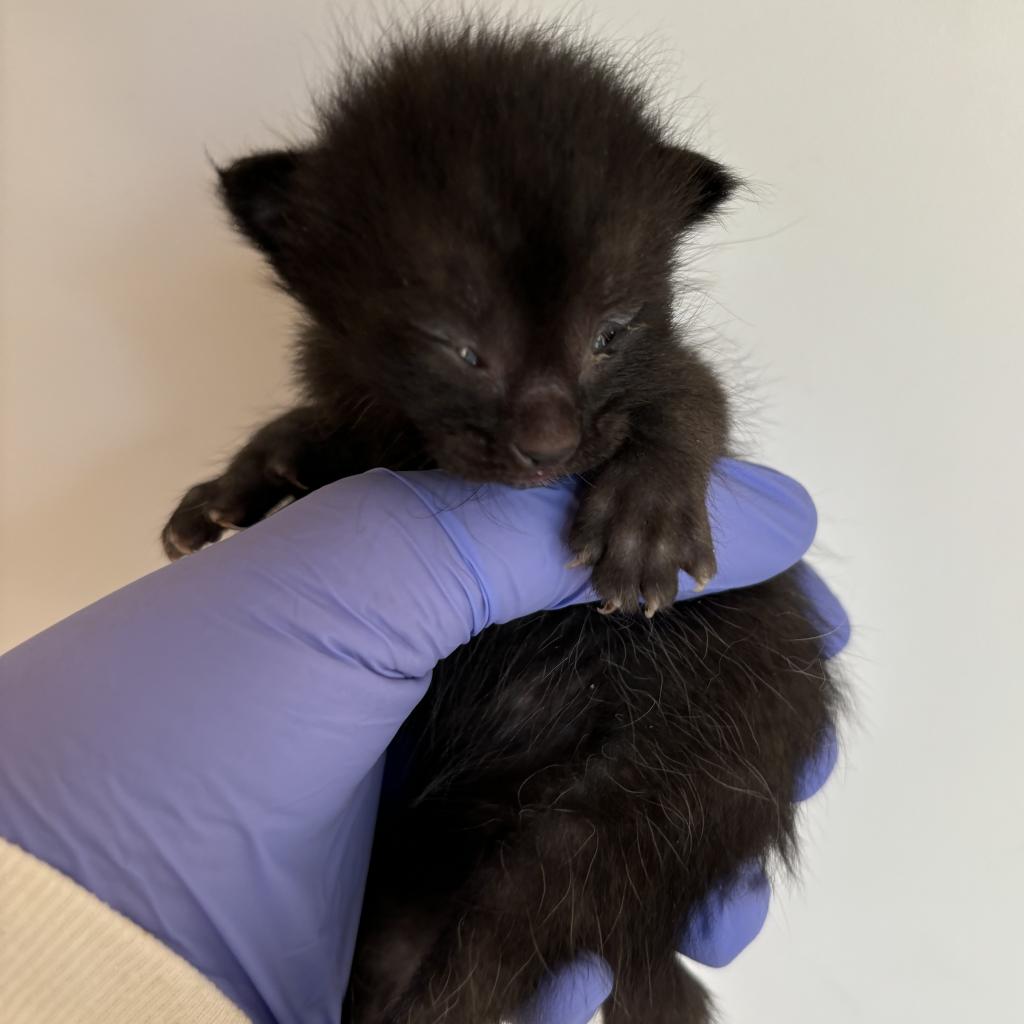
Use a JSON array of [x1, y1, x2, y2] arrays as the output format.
[[0, 460, 848, 1024]]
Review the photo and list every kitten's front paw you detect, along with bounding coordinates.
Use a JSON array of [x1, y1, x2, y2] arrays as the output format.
[[161, 460, 305, 560], [161, 479, 236, 559], [570, 470, 716, 616]]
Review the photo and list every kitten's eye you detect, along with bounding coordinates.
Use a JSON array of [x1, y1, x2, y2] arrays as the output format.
[[456, 345, 481, 367], [592, 326, 619, 353]]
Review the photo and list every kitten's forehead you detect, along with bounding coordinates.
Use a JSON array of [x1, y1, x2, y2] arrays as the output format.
[[388, 171, 659, 319]]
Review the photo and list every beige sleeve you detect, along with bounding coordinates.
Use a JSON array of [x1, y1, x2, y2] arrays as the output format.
[[0, 836, 250, 1023]]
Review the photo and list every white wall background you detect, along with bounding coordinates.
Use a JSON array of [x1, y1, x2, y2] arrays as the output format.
[[3, 1, 1022, 1021]]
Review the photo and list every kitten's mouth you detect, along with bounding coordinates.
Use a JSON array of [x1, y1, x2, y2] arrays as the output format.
[[429, 435, 587, 489], [503, 468, 564, 488]]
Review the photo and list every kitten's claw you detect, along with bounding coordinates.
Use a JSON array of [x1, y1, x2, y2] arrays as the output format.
[[566, 552, 594, 570], [684, 552, 717, 594], [597, 600, 622, 615], [270, 460, 308, 491], [209, 510, 243, 530]]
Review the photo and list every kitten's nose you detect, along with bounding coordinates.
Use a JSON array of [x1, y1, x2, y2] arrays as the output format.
[[510, 398, 580, 468]]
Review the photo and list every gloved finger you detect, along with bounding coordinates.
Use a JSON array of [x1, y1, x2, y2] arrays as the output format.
[[789, 560, 849, 801], [791, 561, 852, 661], [402, 458, 821, 627], [678, 860, 771, 967], [795, 723, 839, 801], [508, 953, 614, 1024]]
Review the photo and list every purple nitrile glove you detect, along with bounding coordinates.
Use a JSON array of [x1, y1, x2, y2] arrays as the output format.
[[0, 459, 846, 1024]]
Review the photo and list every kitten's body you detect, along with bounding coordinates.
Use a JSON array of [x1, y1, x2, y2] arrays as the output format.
[[164, 22, 841, 1023]]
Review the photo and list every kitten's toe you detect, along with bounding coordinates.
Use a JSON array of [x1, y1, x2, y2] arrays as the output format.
[[638, 566, 681, 618], [161, 526, 195, 560], [590, 560, 644, 615], [568, 516, 606, 571], [678, 528, 717, 594], [566, 549, 597, 570]]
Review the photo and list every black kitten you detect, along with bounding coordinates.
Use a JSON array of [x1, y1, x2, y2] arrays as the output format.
[[164, 21, 841, 1024]]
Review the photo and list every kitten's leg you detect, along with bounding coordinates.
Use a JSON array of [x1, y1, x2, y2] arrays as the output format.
[[161, 405, 372, 558], [345, 902, 446, 1024], [602, 957, 712, 1024], [377, 909, 543, 1024], [364, 835, 573, 1024], [370, 871, 712, 1024], [570, 346, 728, 616]]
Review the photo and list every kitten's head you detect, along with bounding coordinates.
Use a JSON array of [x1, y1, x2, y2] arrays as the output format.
[[218, 23, 735, 483]]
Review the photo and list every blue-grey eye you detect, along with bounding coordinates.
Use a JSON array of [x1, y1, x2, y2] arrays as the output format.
[[592, 326, 619, 353], [457, 346, 480, 367]]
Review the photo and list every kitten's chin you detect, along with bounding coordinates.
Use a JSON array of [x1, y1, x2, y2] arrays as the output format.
[[500, 471, 564, 489], [432, 455, 565, 489], [464, 468, 565, 489], [429, 437, 602, 488]]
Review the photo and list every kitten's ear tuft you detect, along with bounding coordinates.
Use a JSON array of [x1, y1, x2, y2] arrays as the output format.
[[660, 146, 739, 230], [216, 149, 305, 263]]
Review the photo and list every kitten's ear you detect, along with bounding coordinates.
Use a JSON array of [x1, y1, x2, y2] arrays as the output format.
[[659, 146, 738, 230], [216, 149, 306, 266]]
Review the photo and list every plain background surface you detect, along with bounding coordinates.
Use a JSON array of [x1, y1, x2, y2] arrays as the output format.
[[2, 1, 1022, 1021]]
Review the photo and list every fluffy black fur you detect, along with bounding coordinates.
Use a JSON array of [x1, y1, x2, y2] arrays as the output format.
[[163, 20, 841, 1023]]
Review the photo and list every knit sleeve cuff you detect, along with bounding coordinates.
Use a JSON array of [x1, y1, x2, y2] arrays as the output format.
[[0, 836, 249, 1023]]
